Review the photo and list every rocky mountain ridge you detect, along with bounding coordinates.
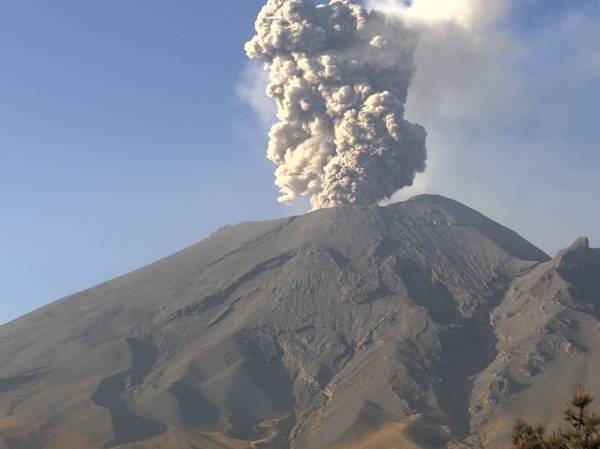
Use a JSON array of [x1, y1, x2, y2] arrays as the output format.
[[0, 195, 598, 449]]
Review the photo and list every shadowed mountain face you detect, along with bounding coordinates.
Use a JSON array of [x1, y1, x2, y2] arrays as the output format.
[[0, 195, 598, 449]]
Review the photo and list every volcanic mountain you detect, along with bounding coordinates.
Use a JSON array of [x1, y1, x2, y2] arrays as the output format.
[[1, 195, 599, 449]]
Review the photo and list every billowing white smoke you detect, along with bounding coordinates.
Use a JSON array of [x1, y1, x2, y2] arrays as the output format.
[[367, 0, 518, 123], [368, 0, 512, 30], [366, 0, 521, 205], [245, 0, 427, 210]]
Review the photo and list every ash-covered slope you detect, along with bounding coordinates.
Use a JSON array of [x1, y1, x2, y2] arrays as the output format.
[[0, 195, 597, 449]]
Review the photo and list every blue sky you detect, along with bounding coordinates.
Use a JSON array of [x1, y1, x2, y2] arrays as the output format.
[[0, 1, 286, 324], [1, 0, 599, 325]]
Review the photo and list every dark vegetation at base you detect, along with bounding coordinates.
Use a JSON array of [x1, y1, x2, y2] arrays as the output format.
[[514, 388, 600, 449]]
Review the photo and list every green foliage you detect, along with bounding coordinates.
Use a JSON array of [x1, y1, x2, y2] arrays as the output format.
[[513, 388, 600, 449]]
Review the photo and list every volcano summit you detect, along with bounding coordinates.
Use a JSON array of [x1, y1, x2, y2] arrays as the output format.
[[1, 195, 599, 449]]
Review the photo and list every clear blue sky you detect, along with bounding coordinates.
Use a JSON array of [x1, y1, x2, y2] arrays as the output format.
[[1, 0, 599, 325], [0, 1, 288, 325]]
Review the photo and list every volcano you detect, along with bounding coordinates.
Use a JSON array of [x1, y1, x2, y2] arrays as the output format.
[[1, 195, 599, 449]]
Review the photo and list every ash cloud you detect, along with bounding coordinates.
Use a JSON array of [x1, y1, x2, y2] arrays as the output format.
[[245, 0, 427, 210]]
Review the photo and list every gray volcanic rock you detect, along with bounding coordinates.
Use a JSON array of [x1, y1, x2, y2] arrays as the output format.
[[0, 195, 597, 449]]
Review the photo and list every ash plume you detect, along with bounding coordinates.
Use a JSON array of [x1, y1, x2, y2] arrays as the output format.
[[245, 0, 427, 210]]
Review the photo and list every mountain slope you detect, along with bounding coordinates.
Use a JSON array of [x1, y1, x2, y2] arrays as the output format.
[[1, 195, 597, 449]]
